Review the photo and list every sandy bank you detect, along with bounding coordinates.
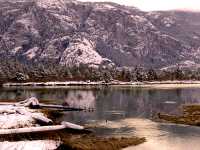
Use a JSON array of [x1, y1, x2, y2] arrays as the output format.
[[3, 80, 200, 89]]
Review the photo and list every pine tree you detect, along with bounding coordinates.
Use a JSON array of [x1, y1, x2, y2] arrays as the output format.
[[174, 67, 184, 80], [147, 68, 158, 81]]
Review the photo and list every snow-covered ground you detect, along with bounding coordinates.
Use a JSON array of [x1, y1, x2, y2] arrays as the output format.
[[0, 100, 60, 150], [4, 80, 200, 88], [0, 105, 38, 129], [0, 140, 60, 150]]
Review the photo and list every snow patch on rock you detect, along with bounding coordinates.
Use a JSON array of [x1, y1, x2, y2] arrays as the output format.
[[17, 15, 39, 36], [181, 60, 196, 66], [162, 17, 176, 28], [60, 38, 110, 67], [193, 35, 199, 39], [94, 3, 117, 11], [11, 46, 22, 55], [161, 60, 199, 71], [36, 0, 66, 11], [52, 13, 75, 31], [147, 12, 161, 19], [23, 47, 39, 60]]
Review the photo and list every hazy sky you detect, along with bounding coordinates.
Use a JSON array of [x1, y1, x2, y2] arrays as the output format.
[[79, 0, 200, 11]]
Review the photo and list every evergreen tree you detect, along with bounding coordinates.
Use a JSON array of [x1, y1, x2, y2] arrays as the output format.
[[103, 71, 113, 83], [65, 68, 73, 79], [135, 67, 143, 81], [174, 67, 184, 80], [147, 68, 158, 81]]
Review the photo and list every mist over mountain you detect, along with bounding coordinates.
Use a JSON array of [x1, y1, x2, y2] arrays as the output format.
[[1, 0, 200, 81]]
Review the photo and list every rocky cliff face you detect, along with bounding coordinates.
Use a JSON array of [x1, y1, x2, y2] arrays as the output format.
[[1, 0, 200, 71]]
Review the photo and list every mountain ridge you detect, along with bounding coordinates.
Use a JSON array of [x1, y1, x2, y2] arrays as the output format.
[[1, 0, 200, 77]]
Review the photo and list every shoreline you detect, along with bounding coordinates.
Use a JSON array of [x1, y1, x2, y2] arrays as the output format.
[[3, 80, 200, 88]]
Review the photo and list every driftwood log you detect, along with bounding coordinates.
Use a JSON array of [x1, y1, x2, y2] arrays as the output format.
[[0, 97, 84, 111], [0, 107, 16, 114], [0, 97, 86, 135], [0, 121, 84, 135], [16, 108, 53, 125], [15, 97, 39, 108], [38, 104, 84, 111], [61, 121, 84, 130], [0, 107, 52, 125]]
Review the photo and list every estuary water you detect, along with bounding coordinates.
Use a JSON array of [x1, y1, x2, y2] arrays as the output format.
[[1, 85, 200, 150]]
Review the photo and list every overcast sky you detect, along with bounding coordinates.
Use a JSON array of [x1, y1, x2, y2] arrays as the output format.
[[79, 0, 200, 11]]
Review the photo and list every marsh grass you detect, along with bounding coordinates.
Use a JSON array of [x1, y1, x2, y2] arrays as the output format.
[[57, 135, 145, 150], [0, 129, 145, 150], [157, 104, 200, 126]]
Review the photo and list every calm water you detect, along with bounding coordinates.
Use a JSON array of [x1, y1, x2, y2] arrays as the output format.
[[1, 85, 200, 150]]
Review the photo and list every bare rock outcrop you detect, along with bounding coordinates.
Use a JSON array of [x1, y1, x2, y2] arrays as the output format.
[[0, 0, 200, 75]]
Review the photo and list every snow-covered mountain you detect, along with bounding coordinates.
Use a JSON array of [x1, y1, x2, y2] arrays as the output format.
[[1, 0, 200, 71]]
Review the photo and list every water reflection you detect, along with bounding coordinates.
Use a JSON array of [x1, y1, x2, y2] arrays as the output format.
[[1, 86, 200, 149], [1, 87, 200, 123], [64, 91, 95, 108], [115, 118, 200, 150]]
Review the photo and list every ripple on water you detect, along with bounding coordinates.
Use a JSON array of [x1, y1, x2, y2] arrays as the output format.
[[87, 118, 200, 150]]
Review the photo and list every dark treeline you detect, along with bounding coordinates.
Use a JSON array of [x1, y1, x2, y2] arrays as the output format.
[[1, 56, 200, 83]]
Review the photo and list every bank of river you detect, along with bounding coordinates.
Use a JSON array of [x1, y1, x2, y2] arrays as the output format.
[[3, 80, 200, 87]]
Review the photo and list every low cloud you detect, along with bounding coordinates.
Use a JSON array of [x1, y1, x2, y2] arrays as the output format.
[[79, 0, 200, 11]]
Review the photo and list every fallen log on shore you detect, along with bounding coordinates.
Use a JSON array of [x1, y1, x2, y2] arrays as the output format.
[[16, 97, 39, 107], [0, 97, 85, 111], [16, 108, 53, 125], [0, 97, 87, 132], [61, 121, 84, 130], [38, 104, 84, 111], [0, 121, 84, 135]]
